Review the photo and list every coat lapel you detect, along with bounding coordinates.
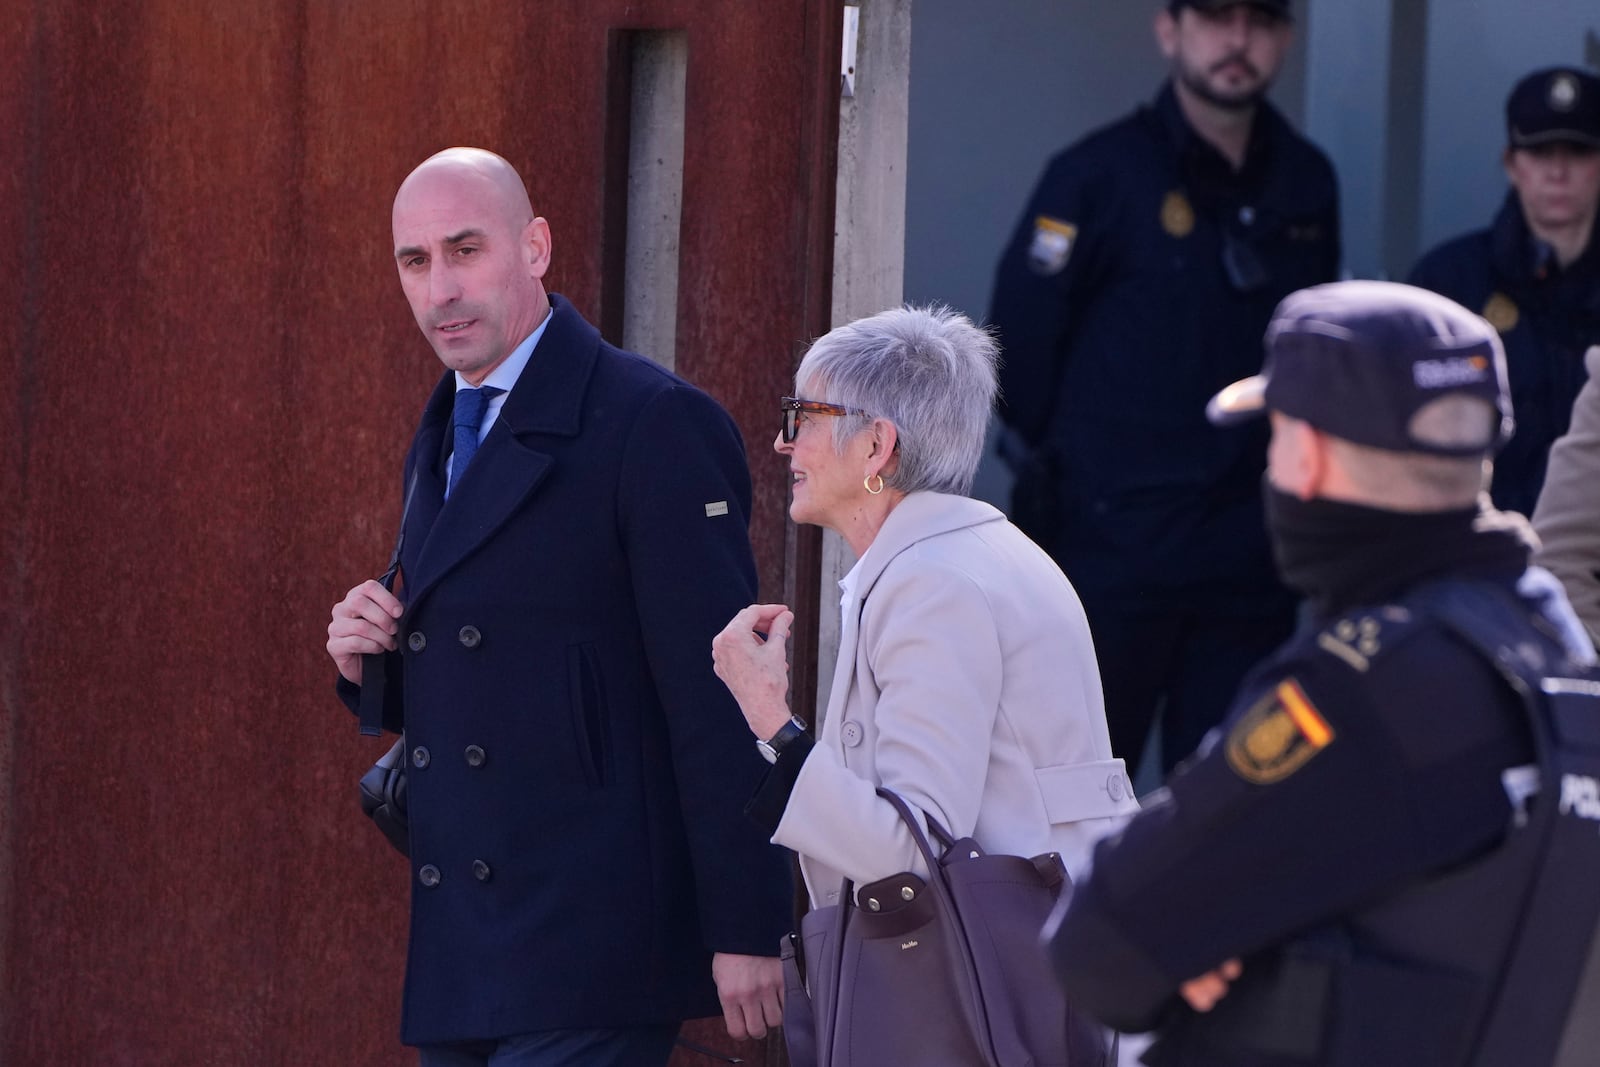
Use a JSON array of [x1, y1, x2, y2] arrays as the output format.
[[401, 294, 600, 609], [404, 435, 554, 607], [817, 493, 1007, 729], [398, 375, 451, 597], [854, 493, 1005, 599]]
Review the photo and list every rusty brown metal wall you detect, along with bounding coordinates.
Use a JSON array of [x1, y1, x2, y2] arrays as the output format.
[[1, 3, 31, 1058], [0, 2, 839, 1063]]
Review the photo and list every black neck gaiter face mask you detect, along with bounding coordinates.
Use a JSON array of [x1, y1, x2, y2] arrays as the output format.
[[1262, 484, 1532, 620]]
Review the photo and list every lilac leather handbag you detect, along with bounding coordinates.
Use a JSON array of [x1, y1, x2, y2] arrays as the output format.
[[781, 787, 1110, 1067]]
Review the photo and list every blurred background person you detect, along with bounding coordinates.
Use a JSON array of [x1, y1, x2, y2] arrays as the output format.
[[712, 306, 1138, 1009], [1409, 66, 1600, 516], [987, 0, 1340, 782]]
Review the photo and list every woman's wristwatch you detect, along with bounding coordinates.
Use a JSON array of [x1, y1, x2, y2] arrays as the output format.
[[756, 715, 810, 764]]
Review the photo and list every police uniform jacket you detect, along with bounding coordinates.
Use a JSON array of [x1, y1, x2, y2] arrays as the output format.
[[1409, 193, 1600, 516], [1534, 345, 1600, 641], [764, 492, 1139, 910], [988, 83, 1340, 606], [1046, 518, 1584, 1065], [340, 295, 791, 1045]]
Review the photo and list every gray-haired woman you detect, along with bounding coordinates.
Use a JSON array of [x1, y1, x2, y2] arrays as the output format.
[[712, 304, 1139, 994]]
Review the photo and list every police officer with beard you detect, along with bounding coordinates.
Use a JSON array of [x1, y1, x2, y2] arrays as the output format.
[[988, 0, 1340, 780], [1410, 66, 1600, 517], [1044, 281, 1600, 1066]]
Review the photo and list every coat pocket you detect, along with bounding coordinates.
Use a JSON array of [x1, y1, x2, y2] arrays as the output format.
[[566, 642, 612, 788]]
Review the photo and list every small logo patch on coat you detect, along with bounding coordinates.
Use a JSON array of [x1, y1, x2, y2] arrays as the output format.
[[705, 501, 729, 517], [1226, 679, 1335, 785]]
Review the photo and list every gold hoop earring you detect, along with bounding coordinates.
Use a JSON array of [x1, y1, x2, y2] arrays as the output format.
[[864, 474, 884, 496]]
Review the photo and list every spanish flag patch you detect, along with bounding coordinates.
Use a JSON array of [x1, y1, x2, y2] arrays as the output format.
[[1225, 679, 1335, 785], [1027, 216, 1077, 275]]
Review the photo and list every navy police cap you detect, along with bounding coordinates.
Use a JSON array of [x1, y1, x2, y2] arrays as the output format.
[[1169, 0, 1291, 18], [1507, 67, 1600, 150], [1207, 281, 1513, 457]]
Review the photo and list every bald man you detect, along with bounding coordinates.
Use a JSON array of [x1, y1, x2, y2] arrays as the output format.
[[326, 149, 790, 1066]]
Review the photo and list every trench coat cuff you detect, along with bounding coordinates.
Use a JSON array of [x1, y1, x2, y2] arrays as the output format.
[[743, 734, 815, 835]]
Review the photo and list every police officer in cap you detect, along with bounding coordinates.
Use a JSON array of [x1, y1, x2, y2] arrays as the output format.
[[1044, 280, 1600, 1066], [988, 0, 1340, 781], [1410, 66, 1600, 517]]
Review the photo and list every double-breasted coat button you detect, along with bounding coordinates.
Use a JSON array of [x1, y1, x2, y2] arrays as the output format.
[[472, 860, 492, 882], [418, 864, 441, 887], [412, 746, 431, 769], [407, 632, 426, 652], [840, 721, 864, 748], [465, 745, 487, 768], [458, 625, 482, 648]]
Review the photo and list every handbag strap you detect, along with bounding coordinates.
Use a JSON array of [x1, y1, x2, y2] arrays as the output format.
[[821, 790, 1100, 1067], [878, 787, 962, 860], [823, 795, 939, 1066], [874, 787, 1002, 1067], [358, 468, 419, 737]]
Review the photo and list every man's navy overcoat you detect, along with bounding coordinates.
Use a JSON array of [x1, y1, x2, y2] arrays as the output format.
[[343, 295, 791, 1045]]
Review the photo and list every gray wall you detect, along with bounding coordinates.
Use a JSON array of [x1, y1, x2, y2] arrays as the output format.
[[906, 2, 1161, 329]]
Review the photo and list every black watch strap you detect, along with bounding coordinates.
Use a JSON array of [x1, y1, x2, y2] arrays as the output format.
[[757, 716, 809, 764]]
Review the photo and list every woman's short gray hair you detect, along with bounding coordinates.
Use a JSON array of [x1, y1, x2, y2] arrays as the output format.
[[795, 304, 999, 496]]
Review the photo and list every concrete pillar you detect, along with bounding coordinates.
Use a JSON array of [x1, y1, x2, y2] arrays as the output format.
[[622, 31, 689, 371], [814, 0, 913, 722]]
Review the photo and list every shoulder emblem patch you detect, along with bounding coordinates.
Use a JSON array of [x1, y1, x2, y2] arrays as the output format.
[[1225, 679, 1335, 785], [1316, 615, 1385, 671], [1482, 292, 1520, 334], [1028, 216, 1077, 275], [1161, 191, 1195, 238]]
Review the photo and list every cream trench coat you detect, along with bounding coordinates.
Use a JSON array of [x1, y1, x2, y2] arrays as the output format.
[[774, 491, 1139, 909], [1533, 346, 1600, 644]]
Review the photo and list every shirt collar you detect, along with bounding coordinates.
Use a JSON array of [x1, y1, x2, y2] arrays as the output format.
[[454, 305, 554, 395], [1492, 191, 1600, 284], [837, 554, 865, 630], [1153, 79, 1280, 186]]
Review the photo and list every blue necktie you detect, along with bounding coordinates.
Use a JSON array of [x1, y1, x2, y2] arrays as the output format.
[[447, 386, 504, 498]]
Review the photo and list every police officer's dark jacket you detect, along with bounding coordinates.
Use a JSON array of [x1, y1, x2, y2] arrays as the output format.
[[988, 83, 1339, 605], [1046, 499, 1600, 1066], [1409, 194, 1600, 517]]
